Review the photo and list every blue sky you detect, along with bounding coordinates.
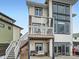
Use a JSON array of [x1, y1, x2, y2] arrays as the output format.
[[0, 0, 79, 34]]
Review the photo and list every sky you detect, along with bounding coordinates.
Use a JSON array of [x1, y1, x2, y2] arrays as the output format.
[[0, 0, 79, 34]]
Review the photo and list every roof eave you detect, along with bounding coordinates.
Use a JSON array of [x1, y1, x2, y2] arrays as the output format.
[[26, 0, 48, 8], [45, 0, 78, 5], [0, 12, 16, 23]]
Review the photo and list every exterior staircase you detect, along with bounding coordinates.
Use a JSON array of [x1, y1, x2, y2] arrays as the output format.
[[5, 33, 28, 59], [7, 47, 15, 59]]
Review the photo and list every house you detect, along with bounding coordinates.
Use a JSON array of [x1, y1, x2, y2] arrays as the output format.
[[73, 33, 79, 48], [0, 12, 23, 56], [5, 0, 78, 59], [26, 0, 78, 58]]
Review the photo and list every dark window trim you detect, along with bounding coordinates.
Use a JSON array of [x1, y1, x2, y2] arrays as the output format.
[[55, 19, 70, 22], [53, 13, 70, 16], [35, 7, 43, 16], [52, 1, 70, 6]]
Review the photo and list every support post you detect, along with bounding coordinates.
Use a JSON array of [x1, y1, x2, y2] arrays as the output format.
[[49, 38, 55, 59], [28, 38, 30, 59]]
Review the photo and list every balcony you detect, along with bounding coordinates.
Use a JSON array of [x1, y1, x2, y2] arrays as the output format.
[[29, 15, 54, 39], [29, 26, 53, 38]]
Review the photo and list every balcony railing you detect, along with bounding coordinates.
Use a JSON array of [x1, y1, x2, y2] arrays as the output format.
[[29, 15, 54, 27], [29, 26, 53, 36]]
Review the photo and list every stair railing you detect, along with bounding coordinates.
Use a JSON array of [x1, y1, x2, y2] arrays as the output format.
[[5, 41, 16, 59], [14, 33, 28, 59]]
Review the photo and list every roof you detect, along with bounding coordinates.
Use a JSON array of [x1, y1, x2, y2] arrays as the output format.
[[26, 0, 48, 8], [0, 12, 16, 23], [0, 17, 23, 30], [73, 33, 79, 38], [45, 0, 78, 5]]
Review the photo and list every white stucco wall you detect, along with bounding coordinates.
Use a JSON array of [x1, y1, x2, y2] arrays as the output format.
[[30, 40, 48, 54], [28, 6, 47, 17], [54, 34, 72, 42]]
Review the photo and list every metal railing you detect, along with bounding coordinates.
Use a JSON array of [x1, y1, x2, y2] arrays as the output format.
[[5, 41, 16, 59], [14, 33, 28, 59], [29, 26, 53, 36], [5, 33, 29, 59]]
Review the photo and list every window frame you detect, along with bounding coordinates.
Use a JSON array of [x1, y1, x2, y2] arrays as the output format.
[[35, 7, 43, 16], [35, 43, 43, 52]]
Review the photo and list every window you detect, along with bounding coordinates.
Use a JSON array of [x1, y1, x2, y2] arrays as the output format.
[[32, 23, 41, 26], [8, 26, 11, 30], [66, 46, 70, 55], [54, 20, 57, 33], [58, 46, 61, 54], [57, 22, 65, 34], [53, 14, 57, 19], [54, 47, 57, 53], [65, 6, 70, 15], [58, 15, 65, 20], [74, 37, 77, 40], [35, 43, 43, 52], [35, 7, 42, 16], [53, 4, 57, 13], [53, 2, 70, 15], [64, 22, 70, 34], [58, 5, 65, 14], [65, 16, 70, 20], [54, 21, 70, 34]]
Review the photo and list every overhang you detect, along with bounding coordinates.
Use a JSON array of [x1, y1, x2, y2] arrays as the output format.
[[45, 0, 78, 5], [0, 12, 16, 23], [0, 18, 23, 30], [26, 0, 48, 8]]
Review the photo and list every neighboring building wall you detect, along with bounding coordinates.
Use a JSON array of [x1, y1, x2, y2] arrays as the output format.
[[13, 26, 21, 41], [73, 33, 79, 46], [0, 15, 13, 23], [0, 13, 22, 56], [0, 20, 13, 43], [20, 45, 28, 59]]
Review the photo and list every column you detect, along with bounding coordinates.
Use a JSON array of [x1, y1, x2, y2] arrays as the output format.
[[49, 39, 54, 59], [70, 5, 73, 56], [28, 38, 30, 59], [48, 0, 53, 27]]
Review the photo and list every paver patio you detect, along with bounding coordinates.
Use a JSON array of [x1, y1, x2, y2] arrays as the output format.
[[55, 56, 79, 59]]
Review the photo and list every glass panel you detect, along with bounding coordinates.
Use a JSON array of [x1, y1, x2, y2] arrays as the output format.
[[54, 47, 57, 53], [51, 19, 53, 27], [66, 47, 70, 55], [58, 15, 65, 20], [54, 20, 57, 33], [35, 8, 42, 16], [32, 23, 41, 26], [58, 5, 65, 14], [53, 14, 57, 19], [65, 16, 70, 20], [35, 43, 43, 51], [57, 22, 65, 34], [61, 45, 65, 55], [58, 46, 61, 55], [53, 4, 57, 13], [64, 22, 70, 34], [65, 6, 70, 15]]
